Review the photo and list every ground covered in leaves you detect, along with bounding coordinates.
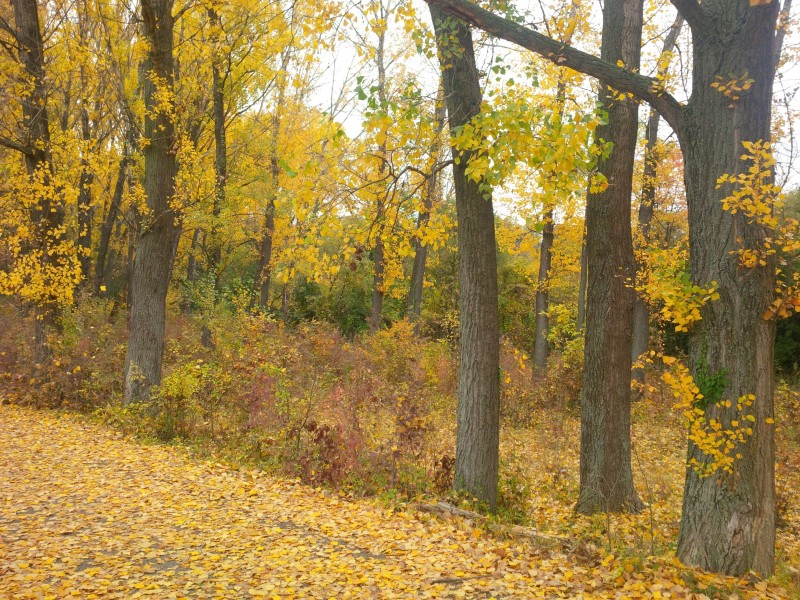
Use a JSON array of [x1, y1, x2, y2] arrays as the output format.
[[1, 404, 796, 599]]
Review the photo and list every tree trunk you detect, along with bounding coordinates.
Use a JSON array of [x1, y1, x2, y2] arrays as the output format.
[[124, 0, 180, 402], [368, 21, 390, 332], [407, 89, 447, 335], [76, 106, 95, 287], [208, 7, 226, 282], [676, 1, 780, 575], [95, 149, 128, 294], [253, 84, 284, 310], [532, 211, 554, 375], [426, 0, 783, 575], [631, 16, 683, 400], [431, 5, 500, 510], [12, 0, 65, 363], [576, 221, 587, 332], [369, 236, 385, 330], [576, 0, 643, 515]]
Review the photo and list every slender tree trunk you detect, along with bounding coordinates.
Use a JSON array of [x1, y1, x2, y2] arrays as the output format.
[[532, 211, 554, 375], [254, 82, 284, 309], [95, 148, 128, 294], [576, 222, 587, 332], [631, 16, 683, 399], [676, 1, 780, 575], [124, 0, 180, 402], [208, 7, 226, 282], [369, 21, 390, 331], [369, 237, 385, 329], [77, 106, 95, 287], [255, 197, 276, 309], [12, 0, 64, 362], [431, 5, 500, 510], [576, 0, 643, 515], [407, 90, 447, 335]]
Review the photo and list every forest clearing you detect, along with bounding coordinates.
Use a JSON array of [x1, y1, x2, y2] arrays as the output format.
[[2, 0, 800, 596]]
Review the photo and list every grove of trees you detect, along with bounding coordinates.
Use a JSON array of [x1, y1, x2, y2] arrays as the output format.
[[1, 0, 799, 583]]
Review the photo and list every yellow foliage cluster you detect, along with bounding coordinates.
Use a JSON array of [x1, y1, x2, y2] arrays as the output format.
[[660, 358, 761, 478], [717, 141, 800, 319]]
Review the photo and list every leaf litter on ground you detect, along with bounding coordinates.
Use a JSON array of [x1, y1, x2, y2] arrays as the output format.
[[0, 404, 794, 599]]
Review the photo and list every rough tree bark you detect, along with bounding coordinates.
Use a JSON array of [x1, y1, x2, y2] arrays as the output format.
[[430, 5, 500, 510], [575, 0, 644, 514], [675, 0, 780, 575], [369, 14, 390, 331], [253, 74, 285, 310], [124, 0, 180, 402], [426, 0, 784, 575]]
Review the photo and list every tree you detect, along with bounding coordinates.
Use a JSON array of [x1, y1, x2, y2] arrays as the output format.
[[575, 0, 643, 514], [124, 0, 180, 402], [0, 0, 81, 361], [631, 15, 683, 399], [429, 6, 500, 509], [425, 0, 784, 575]]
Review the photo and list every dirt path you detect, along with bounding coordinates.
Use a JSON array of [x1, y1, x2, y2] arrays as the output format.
[[0, 404, 777, 599]]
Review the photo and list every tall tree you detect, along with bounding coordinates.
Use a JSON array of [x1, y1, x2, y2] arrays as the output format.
[[631, 15, 683, 398], [430, 6, 500, 509], [0, 0, 77, 361], [576, 0, 643, 514], [425, 0, 784, 575], [124, 0, 180, 402]]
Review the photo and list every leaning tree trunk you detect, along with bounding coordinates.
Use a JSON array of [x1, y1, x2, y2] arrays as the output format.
[[576, 0, 643, 515], [676, 0, 780, 575], [532, 210, 554, 375], [124, 0, 180, 402], [431, 5, 500, 510]]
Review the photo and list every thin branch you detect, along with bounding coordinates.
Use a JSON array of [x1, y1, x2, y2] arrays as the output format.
[[0, 135, 32, 157], [425, 0, 685, 137]]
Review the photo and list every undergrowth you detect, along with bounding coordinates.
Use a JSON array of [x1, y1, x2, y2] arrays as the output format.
[[1, 300, 798, 598]]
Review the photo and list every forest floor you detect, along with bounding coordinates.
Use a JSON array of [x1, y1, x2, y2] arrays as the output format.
[[0, 403, 797, 599]]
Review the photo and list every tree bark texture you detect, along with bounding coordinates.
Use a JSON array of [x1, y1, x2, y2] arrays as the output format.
[[77, 106, 95, 286], [124, 0, 180, 402], [431, 5, 500, 510], [576, 0, 643, 515], [675, 0, 779, 575], [254, 82, 284, 310]]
